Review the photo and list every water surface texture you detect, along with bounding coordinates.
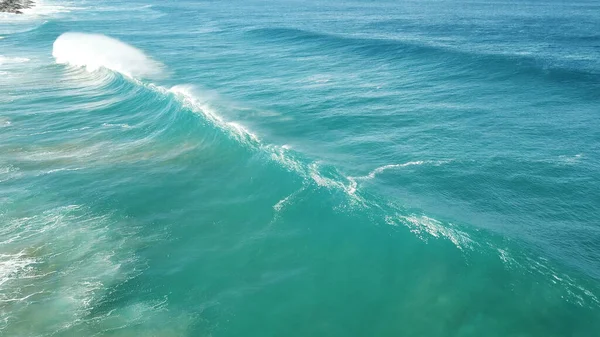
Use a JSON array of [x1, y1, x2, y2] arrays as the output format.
[[1, 0, 600, 336]]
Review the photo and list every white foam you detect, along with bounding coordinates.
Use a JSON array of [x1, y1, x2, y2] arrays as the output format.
[[102, 122, 133, 129], [0, 165, 21, 182], [387, 214, 473, 250], [43, 167, 83, 175], [273, 187, 306, 212], [0, 55, 30, 65], [497, 248, 518, 266], [53, 32, 163, 79], [0, 205, 145, 334], [268, 144, 305, 174], [0, 251, 36, 287], [351, 160, 450, 181], [228, 121, 259, 142], [363, 161, 425, 179], [557, 153, 583, 165], [308, 162, 363, 203], [266, 146, 362, 202], [169, 85, 261, 144], [169, 85, 224, 122], [0, 117, 11, 127]]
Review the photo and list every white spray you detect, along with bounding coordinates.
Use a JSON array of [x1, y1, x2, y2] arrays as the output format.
[[52, 32, 163, 79]]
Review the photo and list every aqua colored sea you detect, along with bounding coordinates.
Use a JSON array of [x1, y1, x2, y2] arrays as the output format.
[[1, 0, 599, 336]]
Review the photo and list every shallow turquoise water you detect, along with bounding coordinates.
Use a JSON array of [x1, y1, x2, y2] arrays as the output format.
[[1, 0, 600, 336]]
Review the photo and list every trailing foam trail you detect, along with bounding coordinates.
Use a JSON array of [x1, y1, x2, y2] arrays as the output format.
[[0, 55, 30, 65], [350, 160, 449, 182]]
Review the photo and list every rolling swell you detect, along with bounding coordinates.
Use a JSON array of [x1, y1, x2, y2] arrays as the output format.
[[248, 27, 600, 89]]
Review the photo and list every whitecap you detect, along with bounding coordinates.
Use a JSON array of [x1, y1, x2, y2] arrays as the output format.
[[53, 32, 164, 79]]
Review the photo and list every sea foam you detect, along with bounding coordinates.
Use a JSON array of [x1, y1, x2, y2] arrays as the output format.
[[0, 55, 30, 65], [52, 32, 163, 79]]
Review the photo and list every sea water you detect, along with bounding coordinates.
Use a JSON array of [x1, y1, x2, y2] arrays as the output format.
[[1, 0, 599, 336]]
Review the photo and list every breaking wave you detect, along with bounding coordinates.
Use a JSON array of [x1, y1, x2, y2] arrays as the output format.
[[52, 32, 164, 79]]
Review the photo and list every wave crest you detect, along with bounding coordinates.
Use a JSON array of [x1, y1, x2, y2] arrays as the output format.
[[52, 32, 163, 79]]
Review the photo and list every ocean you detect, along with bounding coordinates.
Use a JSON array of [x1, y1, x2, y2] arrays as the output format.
[[1, 0, 599, 335]]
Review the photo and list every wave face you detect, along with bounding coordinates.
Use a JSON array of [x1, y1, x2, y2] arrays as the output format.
[[2, 0, 600, 336]]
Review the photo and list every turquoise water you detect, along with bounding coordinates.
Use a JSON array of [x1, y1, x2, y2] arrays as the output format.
[[1, 0, 600, 335]]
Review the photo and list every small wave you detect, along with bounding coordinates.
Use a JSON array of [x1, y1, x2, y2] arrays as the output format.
[[53, 32, 164, 79]]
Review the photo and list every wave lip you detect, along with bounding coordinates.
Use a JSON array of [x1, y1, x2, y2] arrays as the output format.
[[52, 32, 163, 79]]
